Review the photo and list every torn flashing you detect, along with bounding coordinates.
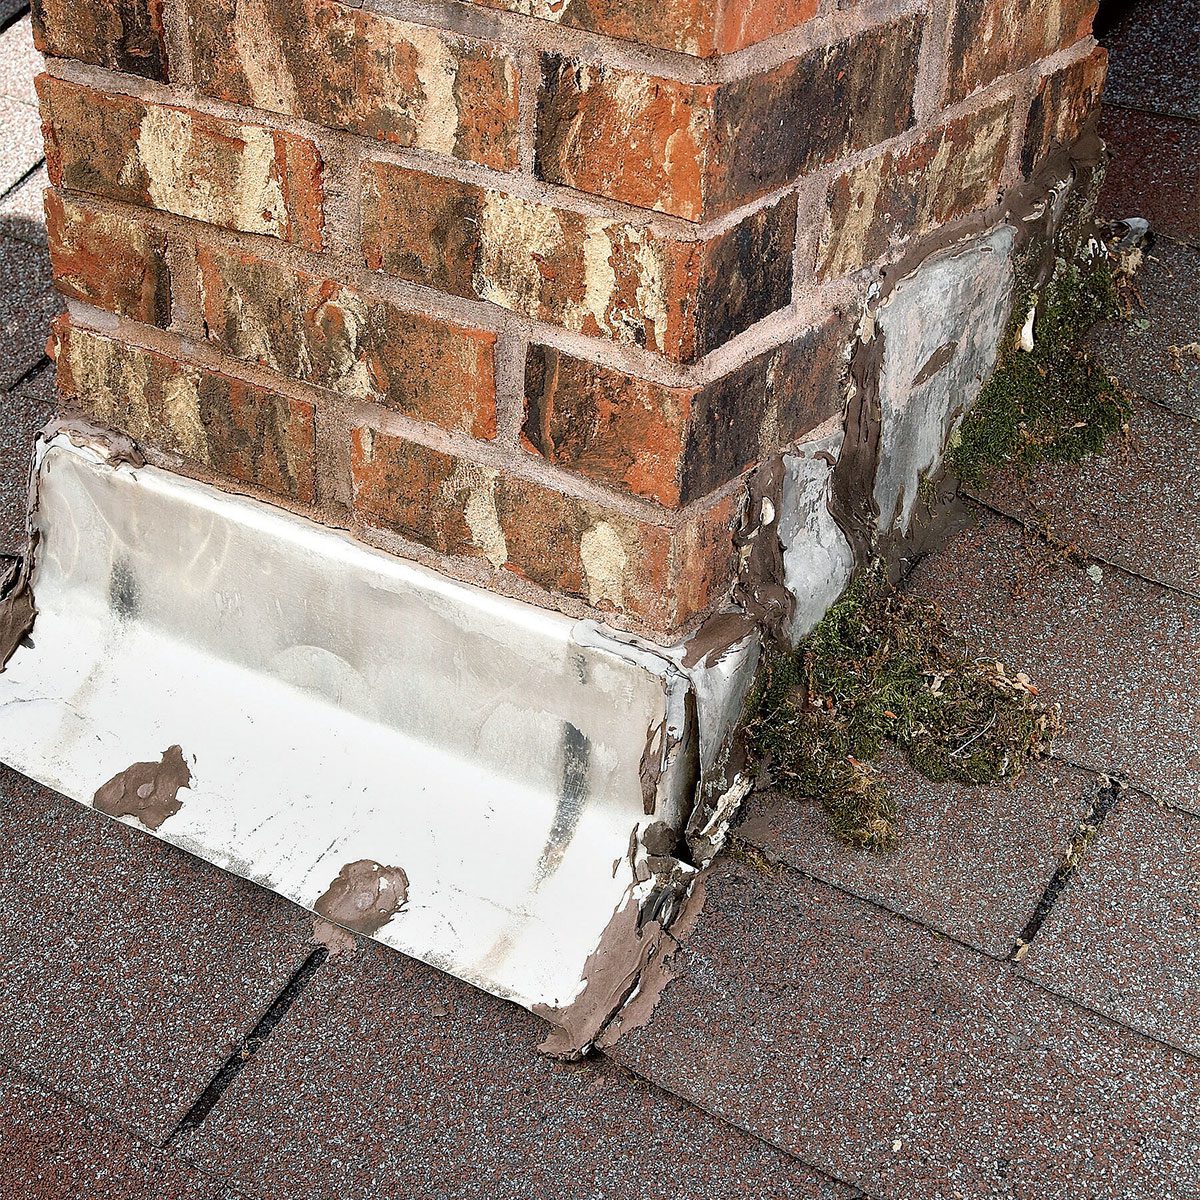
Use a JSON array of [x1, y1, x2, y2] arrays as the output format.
[[0, 555, 36, 674]]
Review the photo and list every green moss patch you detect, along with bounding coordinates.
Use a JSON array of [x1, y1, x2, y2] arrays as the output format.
[[947, 253, 1132, 490], [745, 567, 1059, 851]]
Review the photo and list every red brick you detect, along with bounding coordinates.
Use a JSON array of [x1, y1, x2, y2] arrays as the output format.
[[523, 315, 849, 507], [536, 18, 923, 220], [45, 191, 172, 326], [53, 319, 317, 504], [947, 0, 1098, 103], [362, 162, 795, 363], [37, 76, 324, 249], [1022, 48, 1108, 174], [197, 246, 496, 439], [818, 99, 1014, 279], [467, 0, 819, 57], [31, 0, 168, 80], [351, 426, 736, 633], [186, 0, 521, 172]]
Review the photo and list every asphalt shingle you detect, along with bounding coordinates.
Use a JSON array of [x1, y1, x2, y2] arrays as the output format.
[[0, 96, 41, 198], [737, 758, 1099, 958], [176, 936, 853, 1200], [0, 232, 58, 389], [0, 1063, 225, 1200], [0, 768, 315, 1144], [1019, 792, 1200, 1057], [907, 507, 1200, 814], [973, 395, 1200, 595], [0, 161, 47, 245], [0, 15, 41, 108], [609, 858, 1200, 1200]]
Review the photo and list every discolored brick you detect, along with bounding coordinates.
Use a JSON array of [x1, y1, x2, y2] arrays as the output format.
[[31, 0, 168, 81], [53, 320, 317, 504], [536, 18, 922, 220], [818, 100, 1014, 278], [37, 76, 325, 248], [523, 315, 849, 507], [468, 0, 819, 57], [198, 246, 497, 439], [186, 0, 520, 172], [362, 161, 794, 363], [351, 425, 736, 633], [45, 191, 171, 326], [947, 0, 1098, 102], [1022, 47, 1108, 174]]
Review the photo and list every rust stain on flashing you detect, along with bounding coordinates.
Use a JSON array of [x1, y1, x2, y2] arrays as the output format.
[[92, 744, 192, 830], [313, 859, 409, 936]]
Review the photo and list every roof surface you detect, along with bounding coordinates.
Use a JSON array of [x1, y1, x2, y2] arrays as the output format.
[[1, 1, 1198, 1195]]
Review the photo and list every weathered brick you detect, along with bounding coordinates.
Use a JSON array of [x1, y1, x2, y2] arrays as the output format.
[[467, 0, 818, 57], [53, 319, 316, 503], [37, 76, 324, 248], [197, 246, 496, 439], [818, 100, 1014, 279], [523, 314, 849, 507], [362, 162, 795, 362], [351, 426, 736, 631], [947, 0, 1098, 103], [45, 190, 172, 326], [186, 0, 520, 172], [31, 0, 168, 80], [1022, 47, 1108, 174], [537, 18, 923, 220]]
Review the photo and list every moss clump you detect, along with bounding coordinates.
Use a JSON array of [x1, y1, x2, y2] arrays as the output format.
[[745, 567, 1059, 851], [947, 254, 1131, 490]]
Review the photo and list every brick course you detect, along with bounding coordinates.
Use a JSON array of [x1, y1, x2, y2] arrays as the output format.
[[29, 0, 1106, 638], [536, 18, 924, 221], [186, 0, 521, 171], [467, 0, 820, 57], [362, 162, 795, 362], [351, 425, 736, 629], [53, 320, 317, 504], [45, 191, 172, 326], [198, 246, 497, 439], [31, 0, 168, 81], [38, 77, 326, 249]]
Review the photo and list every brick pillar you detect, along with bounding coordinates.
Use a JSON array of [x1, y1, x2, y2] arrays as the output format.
[[33, 0, 1105, 644]]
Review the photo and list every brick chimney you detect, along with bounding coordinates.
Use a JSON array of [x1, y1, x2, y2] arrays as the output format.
[[33, 0, 1105, 644], [6, 0, 1109, 1044]]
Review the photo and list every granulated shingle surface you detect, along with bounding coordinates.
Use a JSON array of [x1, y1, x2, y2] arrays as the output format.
[[0, 1064, 225, 1200], [737, 757, 1099, 957], [0, 15, 41, 108], [1099, 0, 1199, 121], [1020, 792, 1200, 1056], [974, 395, 1200, 595], [177, 936, 855, 1200], [0, 232, 58, 389], [0, 768, 315, 1144], [609, 858, 1200, 1200], [0, 164, 47, 244], [1099, 108, 1200, 243], [908, 507, 1200, 814], [0, 96, 41, 198]]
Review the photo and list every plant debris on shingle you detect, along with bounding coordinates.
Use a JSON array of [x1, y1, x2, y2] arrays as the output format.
[[745, 566, 1060, 851]]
